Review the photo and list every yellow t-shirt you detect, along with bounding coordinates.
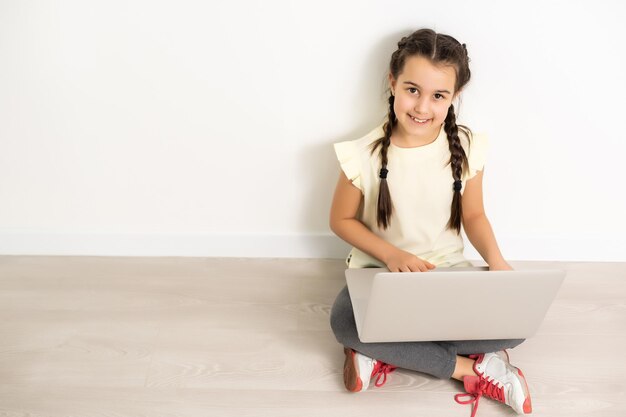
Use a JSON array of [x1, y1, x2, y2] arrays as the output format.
[[333, 121, 488, 269]]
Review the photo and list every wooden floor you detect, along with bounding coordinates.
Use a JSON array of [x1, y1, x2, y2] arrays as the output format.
[[0, 256, 624, 417]]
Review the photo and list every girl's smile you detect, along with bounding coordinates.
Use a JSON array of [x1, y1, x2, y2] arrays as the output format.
[[408, 114, 431, 124]]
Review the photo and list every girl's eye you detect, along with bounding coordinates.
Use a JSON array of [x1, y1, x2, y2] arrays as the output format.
[[407, 88, 445, 100]]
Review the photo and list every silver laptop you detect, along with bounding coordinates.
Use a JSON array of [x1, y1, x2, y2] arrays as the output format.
[[345, 266, 565, 343]]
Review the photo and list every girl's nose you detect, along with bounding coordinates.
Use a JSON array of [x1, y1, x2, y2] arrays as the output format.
[[414, 97, 429, 114]]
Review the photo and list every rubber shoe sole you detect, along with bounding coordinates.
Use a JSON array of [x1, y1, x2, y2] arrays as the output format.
[[516, 367, 533, 413], [343, 347, 364, 392]]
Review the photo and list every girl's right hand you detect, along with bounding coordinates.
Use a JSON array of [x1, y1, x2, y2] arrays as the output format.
[[384, 248, 436, 272]]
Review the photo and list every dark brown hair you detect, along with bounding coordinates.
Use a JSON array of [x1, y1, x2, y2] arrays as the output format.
[[369, 28, 473, 234]]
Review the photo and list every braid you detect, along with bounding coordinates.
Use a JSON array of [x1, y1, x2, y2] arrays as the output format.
[[443, 104, 471, 234], [368, 95, 396, 230]]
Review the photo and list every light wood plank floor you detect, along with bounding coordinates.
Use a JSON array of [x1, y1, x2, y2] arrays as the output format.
[[0, 256, 624, 416]]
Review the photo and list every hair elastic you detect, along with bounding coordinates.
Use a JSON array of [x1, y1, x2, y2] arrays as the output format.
[[454, 180, 462, 191], [379, 168, 388, 179]]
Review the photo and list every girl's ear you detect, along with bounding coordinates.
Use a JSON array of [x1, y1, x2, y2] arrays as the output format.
[[388, 73, 396, 95]]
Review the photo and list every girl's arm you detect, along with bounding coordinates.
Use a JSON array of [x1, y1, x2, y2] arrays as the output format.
[[329, 170, 398, 264], [330, 173, 436, 272], [461, 168, 513, 270]]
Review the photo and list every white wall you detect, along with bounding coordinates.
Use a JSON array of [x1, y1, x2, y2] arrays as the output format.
[[1, 0, 624, 261]]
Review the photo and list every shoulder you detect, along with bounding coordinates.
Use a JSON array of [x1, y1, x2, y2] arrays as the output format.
[[458, 128, 489, 155], [457, 128, 489, 181], [332, 122, 386, 192], [333, 122, 386, 156]]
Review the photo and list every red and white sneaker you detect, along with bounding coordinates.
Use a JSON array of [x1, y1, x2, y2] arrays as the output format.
[[343, 347, 397, 392], [454, 350, 532, 416]]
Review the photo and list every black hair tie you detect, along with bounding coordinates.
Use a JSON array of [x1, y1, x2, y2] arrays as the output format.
[[453, 180, 462, 191], [379, 168, 388, 179]]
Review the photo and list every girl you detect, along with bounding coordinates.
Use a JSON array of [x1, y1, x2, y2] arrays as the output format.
[[328, 29, 532, 417]]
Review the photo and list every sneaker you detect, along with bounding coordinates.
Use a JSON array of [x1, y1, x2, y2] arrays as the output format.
[[454, 351, 532, 416], [343, 347, 397, 392]]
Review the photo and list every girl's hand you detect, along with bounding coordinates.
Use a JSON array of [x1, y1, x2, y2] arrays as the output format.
[[489, 260, 514, 271], [384, 248, 436, 272]]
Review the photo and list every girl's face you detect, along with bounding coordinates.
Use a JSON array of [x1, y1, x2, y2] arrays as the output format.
[[388, 55, 459, 145]]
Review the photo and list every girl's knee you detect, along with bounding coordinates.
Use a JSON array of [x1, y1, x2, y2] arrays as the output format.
[[507, 338, 526, 349], [329, 296, 349, 333], [329, 287, 354, 343]]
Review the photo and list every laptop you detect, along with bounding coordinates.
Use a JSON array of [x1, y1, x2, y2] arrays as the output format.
[[345, 266, 566, 343]]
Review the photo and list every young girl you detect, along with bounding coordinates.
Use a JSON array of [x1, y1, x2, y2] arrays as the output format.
[[329, 29, 532, 417]]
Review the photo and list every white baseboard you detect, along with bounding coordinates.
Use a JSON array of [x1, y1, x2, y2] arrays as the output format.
[[0, 232, 346, 258], [0, 231, 623, 262]]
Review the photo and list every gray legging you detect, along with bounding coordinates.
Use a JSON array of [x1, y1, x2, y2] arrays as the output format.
[[330, 285, 525, 379]]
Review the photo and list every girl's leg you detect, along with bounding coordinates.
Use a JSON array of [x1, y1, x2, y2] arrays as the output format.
[[330, 285, 456, 379], [330, 285, 527, 380], [330, 283, 532, 413], [437, 339, 526, 357], [443, 339, 526, 381]]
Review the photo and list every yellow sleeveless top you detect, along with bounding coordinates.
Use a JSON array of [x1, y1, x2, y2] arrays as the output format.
[[333, 121, 488, 269]]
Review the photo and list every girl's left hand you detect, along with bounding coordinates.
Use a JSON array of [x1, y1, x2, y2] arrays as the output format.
[[489, 261, 513, 271]]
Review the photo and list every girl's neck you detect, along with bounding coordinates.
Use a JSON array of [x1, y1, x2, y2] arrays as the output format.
[[391, 122, 443, 148]]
